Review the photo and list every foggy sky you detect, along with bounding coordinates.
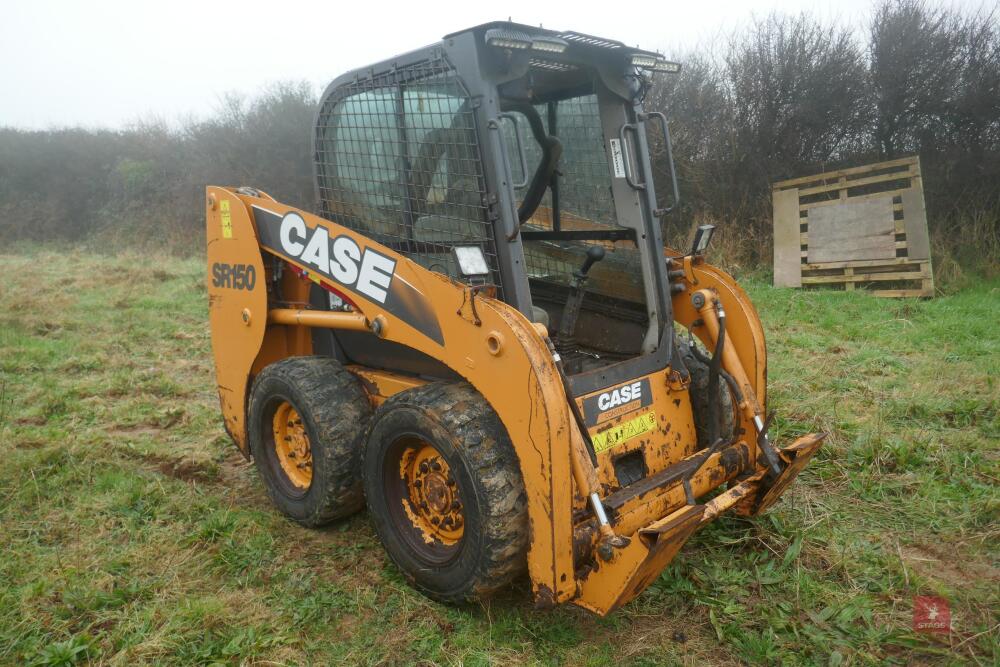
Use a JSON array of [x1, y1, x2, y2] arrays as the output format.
[[0, 0, 988, 129]]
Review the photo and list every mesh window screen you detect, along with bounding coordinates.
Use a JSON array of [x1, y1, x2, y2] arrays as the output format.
[[315, 54, 502, 297], [502, 94, 646, 306]]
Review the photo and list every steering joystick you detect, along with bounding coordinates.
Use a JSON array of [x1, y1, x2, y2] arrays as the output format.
[[575, 245, 606, 281]]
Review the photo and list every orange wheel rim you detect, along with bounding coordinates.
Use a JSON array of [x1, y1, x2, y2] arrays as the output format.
[[398, 441, 464, 546], [272, 401, 312, 490]]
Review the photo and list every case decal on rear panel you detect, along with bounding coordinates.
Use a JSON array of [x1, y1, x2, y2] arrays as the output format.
[[582, 378, 652, 427]]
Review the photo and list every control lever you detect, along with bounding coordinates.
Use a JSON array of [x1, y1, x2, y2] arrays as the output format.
[[575, 245, 606, 280], [557, 246, 606, 370]]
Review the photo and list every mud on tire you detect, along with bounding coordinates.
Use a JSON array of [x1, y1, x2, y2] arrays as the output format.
[[248, 356, 371, 527], [362, 382, 528, 604]]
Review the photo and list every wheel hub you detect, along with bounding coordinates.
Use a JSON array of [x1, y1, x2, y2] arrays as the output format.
[[400, 442, 464, 545], [272, 402, 312, 490]]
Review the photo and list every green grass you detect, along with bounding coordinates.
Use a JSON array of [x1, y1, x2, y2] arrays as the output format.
[[1, 249, 997, 665]]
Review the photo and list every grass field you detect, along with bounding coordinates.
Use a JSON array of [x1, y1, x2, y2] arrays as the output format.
[[0, 249, 997, 666]]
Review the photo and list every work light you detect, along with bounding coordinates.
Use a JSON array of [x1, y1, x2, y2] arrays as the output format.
[[691, 224, 716, 255], [452, 246, 491, 278]]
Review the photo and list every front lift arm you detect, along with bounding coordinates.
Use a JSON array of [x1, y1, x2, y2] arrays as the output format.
[[668, 251, 826, 514]]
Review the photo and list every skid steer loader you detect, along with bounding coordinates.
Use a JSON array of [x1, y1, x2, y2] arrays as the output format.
[[205, 22, 825, 614]]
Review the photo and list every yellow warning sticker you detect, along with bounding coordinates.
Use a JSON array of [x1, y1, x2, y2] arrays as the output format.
[[220, 199, 233, 239], [591, 410, 657, 454]]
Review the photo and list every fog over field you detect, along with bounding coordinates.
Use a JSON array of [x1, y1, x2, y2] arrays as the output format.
[[1, 0, 922, 129]]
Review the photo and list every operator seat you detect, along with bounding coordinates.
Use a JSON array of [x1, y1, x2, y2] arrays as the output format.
[[411, 116, 551, 330]]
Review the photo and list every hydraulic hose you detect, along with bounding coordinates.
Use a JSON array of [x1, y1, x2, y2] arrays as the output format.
[[680, 299, 730, 505], [690, 337, 744, 406], [706, 302, 726, 445]]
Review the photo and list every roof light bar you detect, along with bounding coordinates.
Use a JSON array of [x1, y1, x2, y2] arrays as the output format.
[[629, 54, 659, 68], [485, 28, 532, 50], [530, 36, 568, 53], [486, 29, 570, 54], [652, 59, 681, 73], [629, 53, 682, 74]]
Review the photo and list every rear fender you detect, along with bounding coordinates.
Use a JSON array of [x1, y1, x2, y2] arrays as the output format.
[[205, 189, 270, 455]]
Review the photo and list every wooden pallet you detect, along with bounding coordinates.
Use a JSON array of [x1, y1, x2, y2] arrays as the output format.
[[772, 156, 934, 297]]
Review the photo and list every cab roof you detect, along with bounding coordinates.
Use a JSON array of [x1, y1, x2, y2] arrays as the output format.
[[443, 21, 665, 60]]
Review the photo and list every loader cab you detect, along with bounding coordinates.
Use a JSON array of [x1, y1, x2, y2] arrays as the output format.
[[313, 22, 680, 393]]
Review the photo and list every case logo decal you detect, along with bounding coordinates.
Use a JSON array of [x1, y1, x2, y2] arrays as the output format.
[[251, 205, 444, 346], [583, 378, 652, 427], [278, 211, 395, 304]]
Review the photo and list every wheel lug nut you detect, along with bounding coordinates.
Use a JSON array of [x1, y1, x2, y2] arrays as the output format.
[[413, 479, 422, 488], [451, 500, 461, 510], [288, 421, 294, 427], [431, 461, 442, 472], [443, 516, 452, 526], [431, 516, 440, 525], [419, 501, 428, 510], [419, 462, 429, 473]]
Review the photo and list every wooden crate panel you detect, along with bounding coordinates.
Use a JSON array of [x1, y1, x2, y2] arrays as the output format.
[[806, 197, 896, 263], [771, 156, 934, 298]]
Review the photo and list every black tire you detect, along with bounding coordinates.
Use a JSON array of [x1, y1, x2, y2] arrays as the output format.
[[362, 382, 528, 604], [248, 356, 371, 527], [677, 339, 738, 448]]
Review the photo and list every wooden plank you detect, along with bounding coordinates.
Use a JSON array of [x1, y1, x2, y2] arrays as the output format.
[[801, 241, 906, 255], [772, 188, 802, 287], [801, 219, 906, 238], [806, 197, 896, 263], [806, 262, 926, 275], [802, 268, 929, 284], [800, 188, 913, 212], [799, 225, 906, 244], [773, 156, 917, 190], [797, 168, 917, 197], [844, 267, 855, 291], [901, 189, 931, 260], [803, 257, 920, 270]]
